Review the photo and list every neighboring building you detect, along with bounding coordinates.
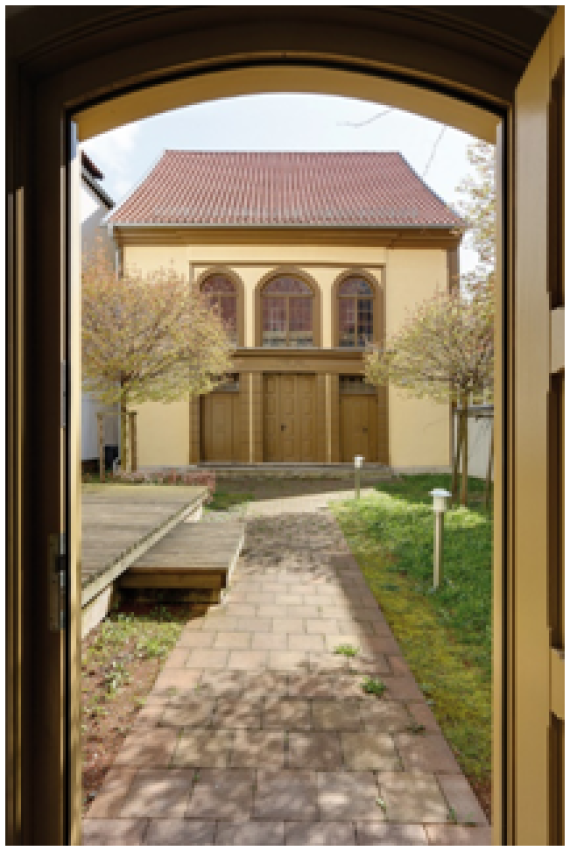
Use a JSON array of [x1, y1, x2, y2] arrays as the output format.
[[81, 151, 120, 468], [105, 151, 464, 469]]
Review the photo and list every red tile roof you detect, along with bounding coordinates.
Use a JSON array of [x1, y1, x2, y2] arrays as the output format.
[[108, 151, 464, 229]]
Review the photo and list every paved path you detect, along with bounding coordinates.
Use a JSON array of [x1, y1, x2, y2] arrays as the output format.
[[83, 505, 490, 846]]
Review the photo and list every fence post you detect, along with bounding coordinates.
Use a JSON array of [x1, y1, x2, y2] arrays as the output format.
[[97, 412, 104, 482], [129, 411, 137, 472]]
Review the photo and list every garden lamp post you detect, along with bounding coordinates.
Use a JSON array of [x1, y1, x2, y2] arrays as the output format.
[[354, 455, 364, 499], [430, 488, 451, 589]]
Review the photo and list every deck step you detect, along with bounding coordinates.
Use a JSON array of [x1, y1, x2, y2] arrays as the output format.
[[119, 521, 245, 603]]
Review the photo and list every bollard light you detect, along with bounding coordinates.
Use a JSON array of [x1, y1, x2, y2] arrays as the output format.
[[354, 455, 364, 499], [430, 488, 451, 589]]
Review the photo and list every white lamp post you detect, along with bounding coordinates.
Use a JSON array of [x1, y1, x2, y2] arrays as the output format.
[[354, 455, 364, 499], [430, 488, 451, 588]]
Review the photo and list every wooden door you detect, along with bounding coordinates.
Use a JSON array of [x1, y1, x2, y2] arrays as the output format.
[[202, 393, 240, 461], [340, 394, 378, 462], [280, 374, 297, 461], [263, 374, 317, 461], [508, 8, 564, 844]]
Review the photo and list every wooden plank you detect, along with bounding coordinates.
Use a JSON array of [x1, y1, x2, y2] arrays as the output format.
[[81, 485, 208, 604], [120, 574, 222, 590]]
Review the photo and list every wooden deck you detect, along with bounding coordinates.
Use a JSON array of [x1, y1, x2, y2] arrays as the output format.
[[81, 485, 207, 607], [120, 521, 245, 604]]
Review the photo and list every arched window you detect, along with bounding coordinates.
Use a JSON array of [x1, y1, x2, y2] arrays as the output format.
[[261, 275, 314, 347], [338, 276, 374, 347], [201, 273, 238, 344]]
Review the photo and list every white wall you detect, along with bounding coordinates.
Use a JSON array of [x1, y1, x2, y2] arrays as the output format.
[[453, 412, 494, 480], [81, 177, 119, 461]]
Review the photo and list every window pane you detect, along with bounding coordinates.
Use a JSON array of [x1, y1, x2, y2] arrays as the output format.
[[264, 275, 312, 295], [339, 277, 373, 296], [339, 298, 356, 347], [289, 297, 313, 347], [202, 274, 236, 294], [262, 296, 287, 347], [220, 295, 237, 343], [357, 297, 373, 345]]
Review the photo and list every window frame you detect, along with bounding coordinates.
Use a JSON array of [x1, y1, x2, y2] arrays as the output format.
[[332, 269, 383, 349], [255, 268, 322, 348], [197, 267, 245, 347]]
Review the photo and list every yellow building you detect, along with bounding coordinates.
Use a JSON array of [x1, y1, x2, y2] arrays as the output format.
[[107, 151, 463, 470]]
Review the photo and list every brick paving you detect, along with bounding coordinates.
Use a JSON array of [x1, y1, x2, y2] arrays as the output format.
[[83, 501, 490, 845]]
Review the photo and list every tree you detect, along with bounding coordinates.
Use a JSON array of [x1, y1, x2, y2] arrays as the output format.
[[365, 287, 494, 505], [455, 140, 496, 297], [82, 242, 233, 473]]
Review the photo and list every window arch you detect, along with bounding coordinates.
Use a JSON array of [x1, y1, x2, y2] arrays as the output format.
[[199, 270, 243, 346], [335, 274, 377, 348], [258, 272, 319, 348]]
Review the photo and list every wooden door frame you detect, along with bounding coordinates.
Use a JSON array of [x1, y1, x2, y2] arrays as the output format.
[[6, 7, 560, 844]]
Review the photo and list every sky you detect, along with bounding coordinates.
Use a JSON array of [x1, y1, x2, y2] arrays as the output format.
[[83, 92, 485, 273]]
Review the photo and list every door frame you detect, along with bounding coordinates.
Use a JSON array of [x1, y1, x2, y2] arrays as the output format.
[[6, 7, 561, 844]]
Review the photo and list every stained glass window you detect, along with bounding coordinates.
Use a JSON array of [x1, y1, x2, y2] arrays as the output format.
[[262, 275, 314, 347], [201, 274, 238, 343], [338, 276, 374, 347]]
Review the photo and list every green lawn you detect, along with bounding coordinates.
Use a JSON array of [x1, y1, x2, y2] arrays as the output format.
[[331, 474, 492, 805]]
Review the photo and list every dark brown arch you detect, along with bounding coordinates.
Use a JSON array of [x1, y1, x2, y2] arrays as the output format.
[[331, 268, 385, 348], [196, 266, 245, 347]]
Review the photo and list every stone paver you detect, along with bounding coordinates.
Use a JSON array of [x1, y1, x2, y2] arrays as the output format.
[[254, 769, 319, 820], [185, 768, 254, 821], [83, 502, 489, 846], [118, 769, 194, 818], [82, 818, 148, 845], [143, 819, 215, 845], [288, 731, 344, 770], [341, 731, 401, 771], [286, 821, 356, 844], [425, 825, 493, 845], [263, 696, 311, 729], [356, 823, 429, 845], [317, 770, 385, 821], [215, 821, 285, 845], [377, 771, 449, 823]]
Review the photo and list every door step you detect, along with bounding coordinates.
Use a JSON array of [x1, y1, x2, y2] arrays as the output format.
[[118, 520, 245, 604]]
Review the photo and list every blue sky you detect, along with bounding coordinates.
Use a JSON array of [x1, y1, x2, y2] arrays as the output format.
[[83, 93, 484, 273]]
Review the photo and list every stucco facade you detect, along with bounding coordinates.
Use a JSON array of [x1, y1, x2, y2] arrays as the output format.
[[116, 233, 455, 470]]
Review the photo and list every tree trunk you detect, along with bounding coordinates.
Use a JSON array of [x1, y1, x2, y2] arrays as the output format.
[[460, 394, 469, 506], [451, 408, 461, 504], [129, 411, 137, 472], [120, 394, 129, 473]]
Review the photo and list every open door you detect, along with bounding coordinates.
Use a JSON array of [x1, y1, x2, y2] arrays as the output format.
[[508, 7, 564, 844]]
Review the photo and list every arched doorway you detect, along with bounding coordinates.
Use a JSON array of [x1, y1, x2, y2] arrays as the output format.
[[6, 8, 563, 845]]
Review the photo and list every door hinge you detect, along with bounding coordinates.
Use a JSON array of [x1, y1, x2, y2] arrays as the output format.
[[48, 532, 67, 631]]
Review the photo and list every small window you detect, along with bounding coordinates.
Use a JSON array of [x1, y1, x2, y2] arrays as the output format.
[[339, 375, 376, 394], [214, 373, 240, 392], [202, 274, 238, 344], [262, 275, 314, 347], [338, 276, 374, 348]]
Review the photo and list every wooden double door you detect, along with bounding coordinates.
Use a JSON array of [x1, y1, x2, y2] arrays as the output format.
[[264, 374, 317, 461], [340, 394, 378, 462]]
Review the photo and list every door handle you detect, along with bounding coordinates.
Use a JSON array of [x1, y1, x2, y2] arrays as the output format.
[[281, 424, 286, 431], [362, 427, 368, 433]]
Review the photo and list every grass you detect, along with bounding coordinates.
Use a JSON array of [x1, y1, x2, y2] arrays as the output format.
[[83, 604, 187, 710], [334, 643, 359, 657], [331, 473, 492, 800], [206, 489, 253, 511], [361, 676, 387, 696]]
